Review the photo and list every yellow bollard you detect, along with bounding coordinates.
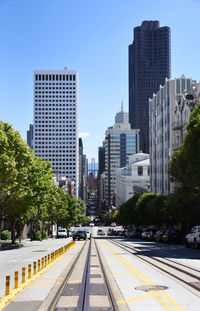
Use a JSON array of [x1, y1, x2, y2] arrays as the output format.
[[15, 271, 19, 289], [22, 267, 26, 283], [38, 259, 40, 272], [45, 256, 47, 267], [28, 264, 31, 279], [42, 257, 44, 269], [48, 254, 50, 264], [5, 276, 10, 295], [34, 261, 36, 275]]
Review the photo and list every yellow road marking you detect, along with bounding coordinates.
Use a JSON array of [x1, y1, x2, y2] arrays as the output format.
[[118, 292, 156, 304], [109, 272, 132, 278], [28, 282, 61, 289], [68, 280, 81, 284], [103, 241, 185, 311], [159, 291, 185, 311]]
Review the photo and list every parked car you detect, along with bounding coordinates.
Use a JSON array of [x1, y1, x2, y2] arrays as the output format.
[[89, 222, 94, 227], [67, 229, 72, 237], [111, 222, 117, 227], [86, 231, 91, 239], [153, 230, 165, 242], [57, 228, 67, 238], [73, 230, 87, 240], [185, 226, 200, 248], [125, 229, 134, 238], [141, 230, 150, 240], [74, 223, 81, 227], [146, 229, 157, 241], [97, 229, 105, 236], [132, 229, 142, 239], [162, 229, 182, 244]]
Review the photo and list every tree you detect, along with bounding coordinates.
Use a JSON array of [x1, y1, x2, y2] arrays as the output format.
[[169, 103, 200, 189], [169, 103, 200, 230], [0, 122, 36, 243], [135, 193, 156, 225], [28, 157, 54, 233]]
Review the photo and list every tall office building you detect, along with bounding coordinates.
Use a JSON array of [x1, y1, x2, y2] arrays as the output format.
[[105, 106, 140, 208], [129, 20, 171, 153], [97, 143, 105, 212], [33, 68, 79, 196]]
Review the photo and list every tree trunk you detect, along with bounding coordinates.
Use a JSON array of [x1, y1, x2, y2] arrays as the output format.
[[11, 217, 17, 244]]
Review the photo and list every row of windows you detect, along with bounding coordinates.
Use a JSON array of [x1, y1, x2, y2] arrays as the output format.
[[35, 125, 76, 128], [35, 100, 76, 103], [35, 85, 75, 89], [35, 103, 75, 106], [35, 74, 76, 81]]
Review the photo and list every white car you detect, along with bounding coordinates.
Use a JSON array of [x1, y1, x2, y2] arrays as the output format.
[[97, 229, 105, 236], [57, 228, 67, 238], [185, 226, 200, 248]]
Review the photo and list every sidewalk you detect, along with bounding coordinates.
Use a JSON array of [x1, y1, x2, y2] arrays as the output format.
[[0, 241, 83, 311], [0, 238, 74, 299]]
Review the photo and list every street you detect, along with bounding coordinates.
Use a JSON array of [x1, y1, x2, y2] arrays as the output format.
[[0, 229, 200, 310]]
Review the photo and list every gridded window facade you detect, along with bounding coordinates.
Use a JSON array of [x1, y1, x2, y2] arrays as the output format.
[[33, 69, 79, 196]]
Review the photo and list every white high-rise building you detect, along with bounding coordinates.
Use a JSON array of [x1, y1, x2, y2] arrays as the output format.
[[33, 68, 79, 196], [105, 106, 140, 208], [149, 75, 194, 195]]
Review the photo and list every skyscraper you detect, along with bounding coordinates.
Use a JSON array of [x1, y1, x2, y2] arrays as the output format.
[[105, 106, 140, 208], [129, 20, 171, 153], [33, 68, 79, 196]]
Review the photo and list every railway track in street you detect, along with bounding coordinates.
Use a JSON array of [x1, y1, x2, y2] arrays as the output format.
[[109, 239, 200, 297], [43, 239, 120, 311]]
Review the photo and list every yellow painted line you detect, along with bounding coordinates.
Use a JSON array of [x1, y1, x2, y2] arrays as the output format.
[[74, 265, 84, 268], [104, 241, 185, 311], [28, 282, 61, 289], [103, 242, 147, 285], [158, 291, 185, 311], [109, 272, 132, 278], [153, 291, 174, 311], [118, 292, 156, 304]]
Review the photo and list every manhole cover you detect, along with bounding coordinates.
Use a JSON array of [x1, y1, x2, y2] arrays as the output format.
[[135, 285, 168, 292]]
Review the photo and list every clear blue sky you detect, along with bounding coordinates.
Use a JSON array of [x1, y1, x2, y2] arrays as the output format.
[[0, 0, 200, 162]]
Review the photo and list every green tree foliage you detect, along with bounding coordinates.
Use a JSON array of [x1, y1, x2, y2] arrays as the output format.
[[0, 121, 86, 243], [169, 103, 200, 230], [114, 193, 167, 228], [169, 103, 200, 189], [0, 122, 35, 243]]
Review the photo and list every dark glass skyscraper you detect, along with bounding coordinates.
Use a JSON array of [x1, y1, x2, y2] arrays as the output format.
[[129, 20, 171, 153]]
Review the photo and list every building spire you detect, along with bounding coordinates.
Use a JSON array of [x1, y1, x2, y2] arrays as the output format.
[[121, 100, 124, 112]]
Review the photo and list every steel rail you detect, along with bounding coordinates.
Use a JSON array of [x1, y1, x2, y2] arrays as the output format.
[[94, 238, 118, 311], [47, 240, 88, 311], [109, 239, 200, 293]]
